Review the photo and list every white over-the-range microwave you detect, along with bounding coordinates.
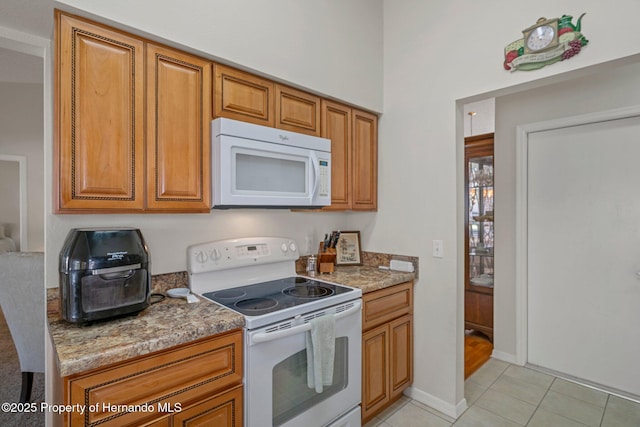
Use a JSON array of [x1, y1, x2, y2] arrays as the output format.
[[211, 118, 331, 208]]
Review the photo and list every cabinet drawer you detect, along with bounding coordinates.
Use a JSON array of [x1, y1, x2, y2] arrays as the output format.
[[362, 282, 413, 331], [66, 331, 242, 427]]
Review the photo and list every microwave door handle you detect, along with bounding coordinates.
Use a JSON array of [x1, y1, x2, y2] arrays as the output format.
[[310, 151, 320, 203]]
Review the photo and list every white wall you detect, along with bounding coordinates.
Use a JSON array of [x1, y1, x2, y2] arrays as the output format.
[[494, 59, 640, 362], [54, 0, 383, 112], [371, 0, 640, 417], [0, 82, 45, 251], [463, 99, 495, 138]]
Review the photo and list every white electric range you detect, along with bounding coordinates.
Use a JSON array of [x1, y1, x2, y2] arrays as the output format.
[[187, 237, 362, 427]]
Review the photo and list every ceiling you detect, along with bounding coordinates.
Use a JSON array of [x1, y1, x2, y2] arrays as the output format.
[[0, 0, 52, 83]]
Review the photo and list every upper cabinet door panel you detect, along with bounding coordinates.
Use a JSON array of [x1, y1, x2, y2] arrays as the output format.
[[56, 12, 145, 211], [352, 109, 378, 210], [146, 44, 211, 212], [214, 64, 274, 127], [276, 85, 321, 136], [321, 100, 352, 210]]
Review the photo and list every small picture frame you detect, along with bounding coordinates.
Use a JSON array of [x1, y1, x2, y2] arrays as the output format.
[[336, 231, 362, 265]]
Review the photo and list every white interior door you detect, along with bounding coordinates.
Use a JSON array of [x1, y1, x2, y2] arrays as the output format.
[[527, 114, 640, 398]]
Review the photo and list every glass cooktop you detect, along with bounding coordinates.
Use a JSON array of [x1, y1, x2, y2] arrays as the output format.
[[202, 276, 356, 317]]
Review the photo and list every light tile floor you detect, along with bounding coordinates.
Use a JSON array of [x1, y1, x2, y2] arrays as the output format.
[[364, 359, 640, 427]]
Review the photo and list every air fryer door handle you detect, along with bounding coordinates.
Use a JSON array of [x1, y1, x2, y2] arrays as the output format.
[[90, 263, 141, 279]]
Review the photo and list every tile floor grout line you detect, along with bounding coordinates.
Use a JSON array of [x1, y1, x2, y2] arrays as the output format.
[[598, 394, 611, 427], [524, 376, 555, 427]]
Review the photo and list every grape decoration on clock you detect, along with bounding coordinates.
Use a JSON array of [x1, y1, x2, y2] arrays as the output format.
[[504, 13, 588, 71]]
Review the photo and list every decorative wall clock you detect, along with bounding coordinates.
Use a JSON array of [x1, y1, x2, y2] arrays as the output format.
[[504, 13, 588, 71]]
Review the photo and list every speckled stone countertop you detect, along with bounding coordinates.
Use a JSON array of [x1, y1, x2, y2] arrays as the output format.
[[47, 272, 244, 377], [299, 265, 415, 294], [49, 259, 416, 377]]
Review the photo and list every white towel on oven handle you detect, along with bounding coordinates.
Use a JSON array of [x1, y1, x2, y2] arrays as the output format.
[[306, 313, 336, 393]]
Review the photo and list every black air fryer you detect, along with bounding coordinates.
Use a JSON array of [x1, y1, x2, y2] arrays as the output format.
[[59, 228, 151, 324]]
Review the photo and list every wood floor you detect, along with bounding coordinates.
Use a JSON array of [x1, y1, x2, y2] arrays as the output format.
[[464, 333, 493, 379]]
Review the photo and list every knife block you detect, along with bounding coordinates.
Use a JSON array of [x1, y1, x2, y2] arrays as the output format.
[[318, 243, 336, 274]]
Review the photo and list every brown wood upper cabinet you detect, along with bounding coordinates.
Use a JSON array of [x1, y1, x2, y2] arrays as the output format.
[[214, 65, 321, 136], [321, 100, 378, 210], [146, 44, 211, 211], [55, 12, 145, 212], [214, 64, 275, 127], [55, 11, 211, 213], [275, 85, 321, 136]]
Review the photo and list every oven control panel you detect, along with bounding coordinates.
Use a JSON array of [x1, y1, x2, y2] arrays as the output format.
[[187, 237, 299, 274]]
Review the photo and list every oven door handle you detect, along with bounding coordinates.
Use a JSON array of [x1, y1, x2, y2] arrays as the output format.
[[250, 300, 361, 345]]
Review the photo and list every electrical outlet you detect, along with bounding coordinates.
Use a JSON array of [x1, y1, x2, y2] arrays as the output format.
[[433, 240, 443, 258]]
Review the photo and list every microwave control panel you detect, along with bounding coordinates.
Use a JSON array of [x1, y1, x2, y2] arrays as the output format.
[[318, 159, 330, 197]]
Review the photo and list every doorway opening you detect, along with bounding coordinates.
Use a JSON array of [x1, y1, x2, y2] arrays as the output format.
[[0, 34, 46, 426], [463, 100, 495, 378]]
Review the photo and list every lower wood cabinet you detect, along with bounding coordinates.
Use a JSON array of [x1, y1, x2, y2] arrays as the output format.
[[361, 282, 413, 424], [62, 330, 243, 427], [172, 385, 243, 427], [133, 386, 242, 427]]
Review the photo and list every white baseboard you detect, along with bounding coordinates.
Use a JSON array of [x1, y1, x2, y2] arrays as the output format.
[[405, 386, 468, 419], [491, 349, 519, 365]]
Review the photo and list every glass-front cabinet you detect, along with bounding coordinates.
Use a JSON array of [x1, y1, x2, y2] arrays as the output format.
[[464, 134, 494, 341]]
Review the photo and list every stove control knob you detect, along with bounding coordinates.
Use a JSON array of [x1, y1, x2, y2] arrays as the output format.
[[207, 249, 221, 262], [194, 251, 207, 264], [280, 243, 288, 253], [289, 242, 297, 253]]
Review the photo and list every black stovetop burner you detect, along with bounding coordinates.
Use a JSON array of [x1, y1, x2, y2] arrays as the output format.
[[202, 276, 354, 316]]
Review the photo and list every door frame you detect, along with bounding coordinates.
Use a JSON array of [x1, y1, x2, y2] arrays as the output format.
[[0, 154, 27, 250], [514, 104, 640, 365]]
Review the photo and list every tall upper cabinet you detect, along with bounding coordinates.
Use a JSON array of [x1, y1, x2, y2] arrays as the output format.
[[146, 43, 211, 211], [55, 11, 211, 213], [464, 133, 494, 341], [321, 100, 378, 211]]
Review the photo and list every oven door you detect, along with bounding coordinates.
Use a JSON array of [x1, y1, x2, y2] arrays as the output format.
[[245, 299, 361, 427]]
